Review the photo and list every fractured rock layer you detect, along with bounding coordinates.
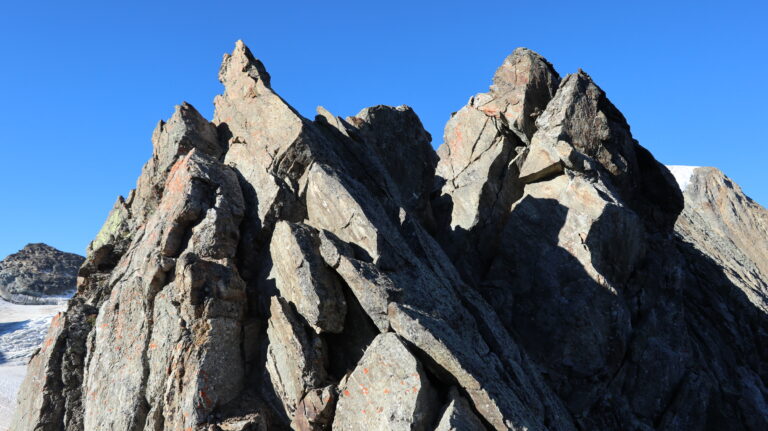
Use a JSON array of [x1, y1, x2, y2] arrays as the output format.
[[12, 41, 768, 431]]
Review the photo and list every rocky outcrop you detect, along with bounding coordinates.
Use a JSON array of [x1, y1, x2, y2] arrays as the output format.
[[11, 41, 768, 431], [0, 244, 83, 304], [433, 48, 560, 283]]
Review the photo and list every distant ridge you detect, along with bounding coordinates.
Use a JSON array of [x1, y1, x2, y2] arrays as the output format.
[[674, 166, 768, 312]]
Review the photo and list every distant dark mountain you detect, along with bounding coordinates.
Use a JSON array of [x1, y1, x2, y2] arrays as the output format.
[[0, 243, 83, 304]]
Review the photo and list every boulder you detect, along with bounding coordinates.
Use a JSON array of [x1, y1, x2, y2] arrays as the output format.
[[332, 333, 438, 431], [265, 296, 328, 419], [270, 221, 346, 333], [293, 385, 337, 431], [434, 388, 486, 431]]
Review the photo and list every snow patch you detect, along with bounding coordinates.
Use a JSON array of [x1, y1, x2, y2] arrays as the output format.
[[0, 298, 67, 430], [667, 165, 700, 191], [0, 364, 26, 430]]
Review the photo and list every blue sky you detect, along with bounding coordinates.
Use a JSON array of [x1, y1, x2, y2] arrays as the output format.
[[0, 0, 765, 259]]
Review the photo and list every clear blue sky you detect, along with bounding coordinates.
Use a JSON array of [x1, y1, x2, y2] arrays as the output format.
[[0, 0, 765, 259]]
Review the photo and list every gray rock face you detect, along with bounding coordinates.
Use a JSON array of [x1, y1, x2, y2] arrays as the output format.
[[433, 48, 560, 285], [270, 221, 346, 334], [265, 296, 328, 420], [333, 333, 438, 431], [0, 243, 84, 304], [346, 105, 437, 224], [82, 148, 246, 431], [12, 41, 767, 431]]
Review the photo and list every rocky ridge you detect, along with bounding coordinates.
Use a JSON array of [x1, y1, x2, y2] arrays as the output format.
[[0, 243, 83, 304], [11, 42, 768, 430], [672, 166, 768, 313]]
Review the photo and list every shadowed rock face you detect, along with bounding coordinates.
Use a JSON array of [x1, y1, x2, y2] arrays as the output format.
[[0, 244, 84, 304], [11, 41, 767, 431], [673, 166, 768, 312]]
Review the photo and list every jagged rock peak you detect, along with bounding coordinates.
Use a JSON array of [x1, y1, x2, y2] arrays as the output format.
[[219, 39, 272, 96], [521, 67, 683, 230], [490, 47, 560, 137], [11, 41, 768, 431], [0, 243, 83, 304], [432, 47, 562, 282], [151, 102, 222, 170]]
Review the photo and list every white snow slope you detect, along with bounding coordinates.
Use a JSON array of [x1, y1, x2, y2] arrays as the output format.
[[0, 298, 66, 430], [667, 165, 701, 192]]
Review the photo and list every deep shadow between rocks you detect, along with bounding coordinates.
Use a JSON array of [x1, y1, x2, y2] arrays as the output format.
[[480, 196, 632, 414], [433, 185, 768, 429], [323, 280, 378, 381], [670, 236, 768, 430]]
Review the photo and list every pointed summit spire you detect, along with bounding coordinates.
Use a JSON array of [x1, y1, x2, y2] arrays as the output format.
[[213, 39, 305, 169], [488, 47, 561, 140], [218, 40, 272, 98]]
